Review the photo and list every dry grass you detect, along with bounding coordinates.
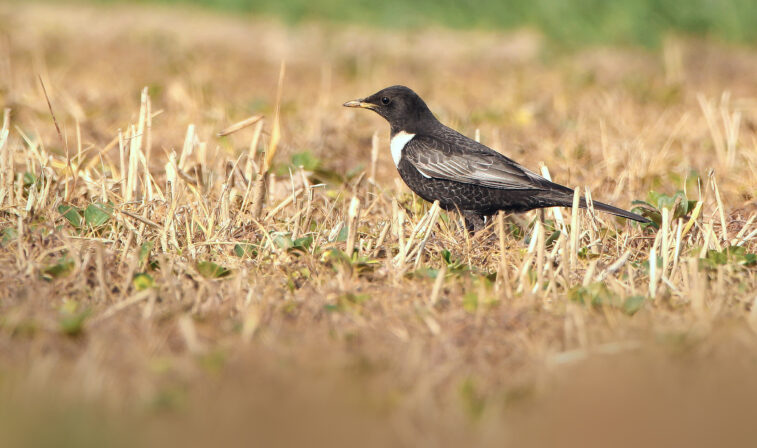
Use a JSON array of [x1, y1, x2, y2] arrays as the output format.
[[2, 2, 757, 447]]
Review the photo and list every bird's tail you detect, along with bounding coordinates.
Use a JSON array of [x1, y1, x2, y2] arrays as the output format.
[[580, 198, 649, 223]]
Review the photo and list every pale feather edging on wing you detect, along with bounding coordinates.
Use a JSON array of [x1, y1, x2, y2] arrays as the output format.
[[405, 136, 549, 191]]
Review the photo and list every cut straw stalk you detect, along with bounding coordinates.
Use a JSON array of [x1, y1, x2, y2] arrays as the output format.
[[429, 262, 447, 306], [38, 76, 67, 160], [249, 175, 267, 220], [681, 200, 703, 237], [133, 88, 148, 201], [569, 187, 581, 272], [178, 124, 195, 172], [373, 221, 391, 257], [688, 257, 705, 317], [732, 213, 755, 245], [535, 219, 545, 292], [649, 231, 661, 298], [217, 114, 264, 137], [397, 202, 438, 266], [369, 131, 379, 185], [0, 108, 11, 206], [392, 199, 406, 260], [250, 61, 285, 220], [582, 260, 597, 287], [15, 215, 24, 268], [126, 125, 139, 201], [495, 212, 511, 295], [597, 249, 631, 281], [237, 120, 265, 227], [346, 196, 361, 259], [661, 207, 670, 278], [698, 94, 726, 166], [516, 252, 534, 295], [412, 201, 441, 269], [699, 221, 713, 258], [670, 218, 683, 279], [118, 129, 127, 198], [710, 174, 728, 242], [539, 164, 565, 230], [264, 188, 304, 221], [144, 88, 153, 180], [97, 289, 154, 321]]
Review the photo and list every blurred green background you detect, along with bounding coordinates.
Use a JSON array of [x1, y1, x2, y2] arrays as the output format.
[[90, 0, 757, 47]]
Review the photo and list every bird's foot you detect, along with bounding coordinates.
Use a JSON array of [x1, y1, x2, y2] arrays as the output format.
[[462, 212, 487, 234]]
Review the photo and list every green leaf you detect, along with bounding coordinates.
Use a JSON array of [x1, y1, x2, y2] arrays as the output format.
[[41, 256, 74, 280], [460, 378, 486, 420], [463, 292, 478, 313], [342, 292, 370, 304], [273, 234, 294, 249], [23, 172, 38, 187], [84, 203, 113, 227], [290, 151, 321, 171], [321, 248, 351, 265], [577, 246, 600, 259], [545, 230, 561, 247], [640, 256, 663, 274], [569, 282, 619, 307], [133, 273, 155, 290], [700, 246, 757, 270], [411, 267, 440, 279], [233, 243, 258, 258], [345, 163, 365, 180], [1, 227, 17, 246], [292, 235, 313, 250], [138, 241, 155, 267], [623, 295, 646, 315], [634, 190, 695, 228], [439, 249, 471, 276], [197, 349, 227, 374], [336, 226, 349, 242], [58, 204, 82, 228], [196, 261, 231, 278], [59, 307, 91, 336]]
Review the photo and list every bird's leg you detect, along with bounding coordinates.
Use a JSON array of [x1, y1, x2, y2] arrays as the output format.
[[462, 212, 486, 234]]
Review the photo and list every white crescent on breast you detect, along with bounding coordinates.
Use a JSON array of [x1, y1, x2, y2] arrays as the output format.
[[390, 131, 416, 168]]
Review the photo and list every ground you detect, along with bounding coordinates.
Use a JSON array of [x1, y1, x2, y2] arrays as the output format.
[[1, 3, 757, 447]]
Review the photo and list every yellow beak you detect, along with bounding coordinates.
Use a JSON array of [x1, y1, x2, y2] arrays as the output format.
[[343, 99, 376, 109]]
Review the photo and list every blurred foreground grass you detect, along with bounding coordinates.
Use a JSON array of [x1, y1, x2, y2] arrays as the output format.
[[87, 0, 757, 47]]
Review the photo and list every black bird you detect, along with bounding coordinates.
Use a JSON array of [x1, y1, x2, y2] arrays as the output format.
[[344, 85, 648, 231]]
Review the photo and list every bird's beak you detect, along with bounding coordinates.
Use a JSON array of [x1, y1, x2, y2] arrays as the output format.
[[343, 99, 376, 109]]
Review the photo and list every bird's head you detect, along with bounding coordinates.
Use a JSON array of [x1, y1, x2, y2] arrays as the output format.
[[343, 85, 435, 133]]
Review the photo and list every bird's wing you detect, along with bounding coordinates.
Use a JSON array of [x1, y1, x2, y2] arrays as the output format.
[[403, 134, 551, 190]]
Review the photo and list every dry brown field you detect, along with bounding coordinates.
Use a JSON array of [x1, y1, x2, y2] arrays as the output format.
[[2, 3, 757, 447]]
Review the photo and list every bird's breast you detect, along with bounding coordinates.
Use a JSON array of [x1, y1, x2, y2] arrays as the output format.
[[390, 131, 415, 168]]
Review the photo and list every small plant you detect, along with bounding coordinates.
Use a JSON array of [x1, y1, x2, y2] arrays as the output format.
[[41, 255, 74, 280], [1, 227, 17, 246], [631, 190, 697, 227], [196, 261, 231, 279], [699, 246, 757, 270], [59, 300, 91, 336], [58, 202, 113, 230], [233, 242, 259, 258], [132, 273, 155, 291], [58, 204, 82, 229], [570, 282, 647, 315]]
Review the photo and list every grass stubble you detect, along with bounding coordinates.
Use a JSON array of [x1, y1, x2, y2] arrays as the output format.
[[2, 2, 757, 447]]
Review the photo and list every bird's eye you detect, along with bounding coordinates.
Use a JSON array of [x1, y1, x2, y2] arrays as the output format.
[[381, 97, 391, 105]]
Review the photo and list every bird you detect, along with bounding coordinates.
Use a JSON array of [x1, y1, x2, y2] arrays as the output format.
[[343, 85, 649, 232]]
